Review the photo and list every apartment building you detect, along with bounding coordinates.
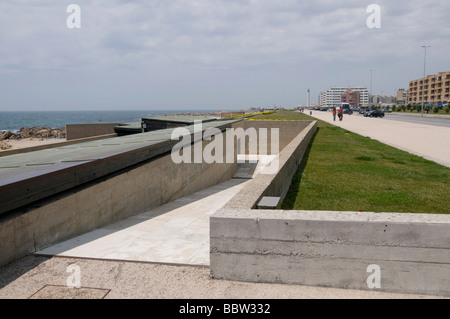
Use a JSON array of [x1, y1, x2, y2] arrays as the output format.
[[319, 87, 369, 107], [341, 90, 360, 107], [371, 95, 396, 105], [408, 71, 450, 104], [396, 89, 408, 102]]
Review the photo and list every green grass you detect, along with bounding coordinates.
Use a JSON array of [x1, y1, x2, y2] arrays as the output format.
[[224, 111, 276, 119], [252, 110, 450, 214]]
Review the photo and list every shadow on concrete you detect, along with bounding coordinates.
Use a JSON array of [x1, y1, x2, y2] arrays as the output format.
[[233, 161, 258, 179], [0, 254, 49, 290]]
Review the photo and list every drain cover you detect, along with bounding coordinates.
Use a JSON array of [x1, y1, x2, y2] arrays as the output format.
[[29, 285, 110, 299]]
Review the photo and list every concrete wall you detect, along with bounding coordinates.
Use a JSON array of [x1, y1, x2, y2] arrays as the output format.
[[66, 123, 120, 140], [210, 119, 450, 297], [210, 209, 450, 297], [225, 120, 317, 209], [0, 124, 240, 267], [243, 120, 312, 155]]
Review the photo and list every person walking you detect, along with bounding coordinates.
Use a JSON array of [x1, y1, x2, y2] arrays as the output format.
[[338, 107, 343, 121], [332, 107, 337, 121]]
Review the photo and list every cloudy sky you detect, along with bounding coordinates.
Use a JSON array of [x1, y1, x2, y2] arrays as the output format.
[[1, 0, 449, 111]]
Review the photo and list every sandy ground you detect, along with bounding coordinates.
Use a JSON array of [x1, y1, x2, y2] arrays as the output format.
[[0, 138, 66, 151], [0, 255, 446, 300]]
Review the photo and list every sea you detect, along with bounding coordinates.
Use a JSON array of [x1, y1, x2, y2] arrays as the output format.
[[0, 110, 220, 133]]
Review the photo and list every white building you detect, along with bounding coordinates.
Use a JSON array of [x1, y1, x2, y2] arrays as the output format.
[[319, 87, 369, 108]]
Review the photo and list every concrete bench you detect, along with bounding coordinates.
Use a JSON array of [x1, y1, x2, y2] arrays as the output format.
[[257, 196, 280, 209]]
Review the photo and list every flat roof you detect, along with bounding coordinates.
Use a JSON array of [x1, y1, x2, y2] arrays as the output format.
[[142, 115, 218, 123], [0, 119, 240, 216]]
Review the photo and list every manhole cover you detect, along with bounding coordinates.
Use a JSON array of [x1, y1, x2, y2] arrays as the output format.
[[29, 285, 110, 299]]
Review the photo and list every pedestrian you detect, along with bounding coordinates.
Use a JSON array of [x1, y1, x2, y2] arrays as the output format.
[[332, 107, 336, 121], [338, 107, 343, 121]]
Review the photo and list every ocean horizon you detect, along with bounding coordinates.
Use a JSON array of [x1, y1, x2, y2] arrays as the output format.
[[0, 109, 222, 133]]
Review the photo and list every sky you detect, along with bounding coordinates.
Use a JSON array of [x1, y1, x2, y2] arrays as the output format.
[[0, 0, 449, 111]]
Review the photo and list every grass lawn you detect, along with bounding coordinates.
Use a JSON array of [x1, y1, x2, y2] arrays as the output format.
[[251, 110, 450, 214]]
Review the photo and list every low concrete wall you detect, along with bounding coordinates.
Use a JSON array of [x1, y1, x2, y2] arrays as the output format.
[[225, 120, 317, 208], [0, 123, 240, 267], [243, 120, 313, 155], [210, 119, 450, 297], [66, 123, 120, 140], [210, 209, 450, 297]]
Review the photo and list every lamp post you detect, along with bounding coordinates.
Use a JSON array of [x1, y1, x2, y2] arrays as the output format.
[[369, 69, 375, 108], [421, 45, 431, 117]]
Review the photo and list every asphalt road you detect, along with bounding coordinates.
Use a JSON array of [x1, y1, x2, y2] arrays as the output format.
[[384, 113, 450, 127]]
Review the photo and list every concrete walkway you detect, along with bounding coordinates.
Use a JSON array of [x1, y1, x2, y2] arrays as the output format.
[[35, 155, 268, 266], [36, 178, 250, 266], [308, 111, 450, 168]]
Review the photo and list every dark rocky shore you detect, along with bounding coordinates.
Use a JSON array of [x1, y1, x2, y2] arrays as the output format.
[[0, 127, 66, 141], [0, 127, 66, 150]]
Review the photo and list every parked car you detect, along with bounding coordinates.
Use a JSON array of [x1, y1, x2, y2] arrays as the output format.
[[340, 103, 353, 115], [343, 108, 353, 115], [364, 109, 385, 118], [382, 108, 392, 113]]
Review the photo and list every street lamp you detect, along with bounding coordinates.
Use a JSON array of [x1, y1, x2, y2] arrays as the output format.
[[369, 69, 375, 108], [421, 45, 431, 117]]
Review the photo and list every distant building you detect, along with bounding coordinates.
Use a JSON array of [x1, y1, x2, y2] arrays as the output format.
[[408, 71, 450, 104], [340, 90, 360, 107], [370, 95, 395, 105], [319, 87, 369, 108], [396, 89, 408, 103]]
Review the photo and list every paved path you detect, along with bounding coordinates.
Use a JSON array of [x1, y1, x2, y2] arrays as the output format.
[[36, 178, 250, 266], [308, 111, 450, 168], [35, 155, 268, 266], [1, 254, 443, 299]]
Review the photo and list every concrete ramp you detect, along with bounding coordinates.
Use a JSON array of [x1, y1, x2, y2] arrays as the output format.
[[36, 178, 249, 266]]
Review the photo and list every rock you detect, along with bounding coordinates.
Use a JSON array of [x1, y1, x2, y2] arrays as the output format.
[[0, 130, 12, 141], [17, 127, 66, 139], [1, 127, 67, 143], [0, 141, 12, 150]]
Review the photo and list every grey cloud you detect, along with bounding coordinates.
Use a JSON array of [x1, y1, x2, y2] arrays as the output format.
[[0, 0, 449, 110]]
